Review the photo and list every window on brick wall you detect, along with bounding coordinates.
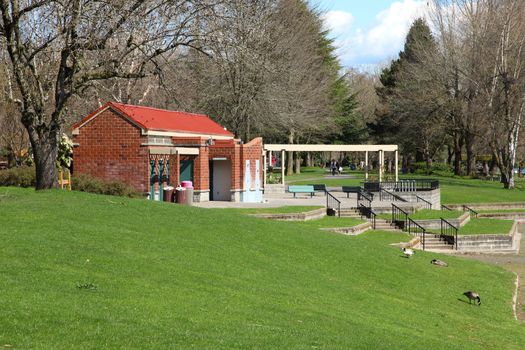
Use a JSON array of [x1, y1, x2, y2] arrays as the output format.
[[148, 136, 172, 145]]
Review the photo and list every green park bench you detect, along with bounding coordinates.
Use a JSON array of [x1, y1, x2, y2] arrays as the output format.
[[288, 185, 315, 198], [342, 186, 362, 198], [308, 184, 327, 195]]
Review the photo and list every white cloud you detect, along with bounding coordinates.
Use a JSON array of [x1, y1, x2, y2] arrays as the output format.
[[322, 10, 354, 34], [327, 0, 428, 70]]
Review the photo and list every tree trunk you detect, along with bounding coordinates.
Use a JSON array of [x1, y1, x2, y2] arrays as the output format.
[[306, 153, 312, 167], [286, 129, 294, 176], [294, 152, 301, 174], [29, 132, 59, 189], [453, 133, 463, 176], [465, 133, 475, 176]]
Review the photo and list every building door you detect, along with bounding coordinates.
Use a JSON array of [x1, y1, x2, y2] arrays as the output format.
[[212, 159, 231, 201], [180, 160, 194, 183]]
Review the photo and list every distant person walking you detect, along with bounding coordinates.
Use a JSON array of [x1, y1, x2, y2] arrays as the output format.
[[330, 159, 338, 176]]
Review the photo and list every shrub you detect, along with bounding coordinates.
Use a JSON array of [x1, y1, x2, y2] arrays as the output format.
[[72, 173, 142, 198], [0, 166, 36, 187], [413, 162, 453, 176]]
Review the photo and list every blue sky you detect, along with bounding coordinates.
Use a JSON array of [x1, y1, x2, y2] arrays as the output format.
[[317, 0, 427, 71]]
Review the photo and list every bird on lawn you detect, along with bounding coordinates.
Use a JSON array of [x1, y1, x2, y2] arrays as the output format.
[[430, 259, 448, 267], [402, 248, 415, 258], [463, 291, 481, 305]]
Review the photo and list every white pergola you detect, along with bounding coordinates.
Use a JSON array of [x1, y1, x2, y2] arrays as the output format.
[[263, 144, 399, 186]]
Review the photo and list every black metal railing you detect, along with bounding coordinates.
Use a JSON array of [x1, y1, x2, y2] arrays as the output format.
[[357, 190, 373, 209], [326, 191, 341, 217], [359, 204, 377, 229], [380, 188, 407, 202], [416, 195, 433, 210], [463, 205, 478, 218], [392, 203, 408, 230], [440, 218, 458, 250], [364, 179, 439, 193], [407, 218, 427, 250], [441, 204, 453, 211]]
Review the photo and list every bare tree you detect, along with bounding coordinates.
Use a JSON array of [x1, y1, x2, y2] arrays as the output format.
[[0, 0, 217, 189]]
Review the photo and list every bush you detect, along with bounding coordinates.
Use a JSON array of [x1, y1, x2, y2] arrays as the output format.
[[0, 166, 36, 187], [413, 162, 453, 176], [72, 173, 142, 198]]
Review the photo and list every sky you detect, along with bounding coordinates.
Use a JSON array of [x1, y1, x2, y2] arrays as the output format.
[[317, 0, 428, 72]]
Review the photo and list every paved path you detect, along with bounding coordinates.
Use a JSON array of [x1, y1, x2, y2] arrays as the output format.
[[458, 225, 525, 322]]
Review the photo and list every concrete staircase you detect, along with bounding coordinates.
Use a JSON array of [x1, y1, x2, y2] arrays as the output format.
[[373, 219, 403, 232], [421, 233, 455, 250], [339, 208, 362, 218]]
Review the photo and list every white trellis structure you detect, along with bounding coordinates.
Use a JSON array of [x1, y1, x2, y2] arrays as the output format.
[[263, 144, 399, 186]]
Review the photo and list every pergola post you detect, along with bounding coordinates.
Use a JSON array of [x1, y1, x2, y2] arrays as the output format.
[[263, 151, 267, 188], [365, 151, 369, 180], [281, 149, 285, 186], [379, 150, 383, 183], [395, 150, 399, 182]]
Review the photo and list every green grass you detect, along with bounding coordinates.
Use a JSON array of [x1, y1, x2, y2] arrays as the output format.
[[1, 187, 524, 349], [286, 167, 525, 204], [378, 209, 464, 221], [459, 218, 515, 235], [409, 209, 464, 220]]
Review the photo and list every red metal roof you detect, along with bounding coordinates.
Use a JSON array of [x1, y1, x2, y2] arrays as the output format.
[[74, 102, 234, 137]]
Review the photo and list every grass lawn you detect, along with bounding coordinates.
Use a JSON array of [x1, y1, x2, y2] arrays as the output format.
[[409, 209, 464, 220], [378, 209, 464, 221], [286, 167, 525, 204], [1, 187, 524, 349], [459, 218, 515, 235]]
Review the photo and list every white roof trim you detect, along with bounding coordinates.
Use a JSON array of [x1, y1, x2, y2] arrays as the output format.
[[264, 144, 399, 152], [144, 130, 234, 140], [149, 147, 200, 155]]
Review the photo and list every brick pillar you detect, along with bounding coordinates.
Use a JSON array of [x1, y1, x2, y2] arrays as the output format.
[[194, 146, 210, 191], [170, 152, 180, 187]]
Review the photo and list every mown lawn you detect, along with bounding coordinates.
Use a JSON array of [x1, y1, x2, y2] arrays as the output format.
[[459, 218, 515, 235], [0, 187, 524, 349], [409, 209, 464, 220], [286, 167, 525, 204]]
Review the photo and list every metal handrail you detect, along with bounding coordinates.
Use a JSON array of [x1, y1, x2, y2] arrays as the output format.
[[359, 203, 377, 229], [364, 179, 439, 192], [408, 218, 427, 250], [380, 188, 407, 202], [462, 205, 478, 218], [392, 203, 408, 231], [416, 195, 432, 210], [326, 191, 341, 218], [440, 217, 458, 250], [357, 190, 373, 209], [441, 204, 453, 211]]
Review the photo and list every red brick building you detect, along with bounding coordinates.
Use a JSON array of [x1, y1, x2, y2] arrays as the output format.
[[72, 102, 263, 202]]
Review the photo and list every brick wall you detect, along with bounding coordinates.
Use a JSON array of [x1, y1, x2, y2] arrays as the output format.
[[73, 109, 149, 193]]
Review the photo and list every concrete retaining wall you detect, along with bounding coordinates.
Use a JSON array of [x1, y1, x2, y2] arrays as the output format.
[[251, 208, 326, 221], [398, 188, 441, 210], [321, 222, 372, 236], [456, 221, 519, 252], [447, 202, 525, 211]]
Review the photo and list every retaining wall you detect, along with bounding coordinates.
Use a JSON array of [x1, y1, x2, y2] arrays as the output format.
[[456, 221, 519, 252], [321, 222, 372, 236], [250, 208, 326, 221]]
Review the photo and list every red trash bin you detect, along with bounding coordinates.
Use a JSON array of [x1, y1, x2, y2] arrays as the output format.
[[163, 186, 174, 202], [175, 187, 186, 204]]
